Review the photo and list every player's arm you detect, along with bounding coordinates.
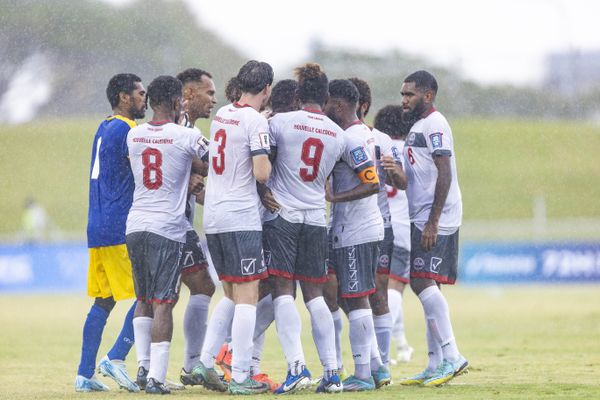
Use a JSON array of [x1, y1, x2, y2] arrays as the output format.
[[257, 182, 280, 212], [421, 155, 452, 251], [252, 154, 272, 184], [326, 164, 379, 203], [191, 157, 209, 177], [382, 155, 407, 189]]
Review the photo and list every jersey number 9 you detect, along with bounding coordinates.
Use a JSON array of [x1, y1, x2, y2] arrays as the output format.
[[299, 138, 324, 182]]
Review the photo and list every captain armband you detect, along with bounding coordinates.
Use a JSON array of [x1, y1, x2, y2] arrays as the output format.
[[357, 165, 379, 184]]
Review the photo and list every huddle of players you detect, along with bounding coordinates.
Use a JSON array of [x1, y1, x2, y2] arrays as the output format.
[[77, 59, 468, 395]]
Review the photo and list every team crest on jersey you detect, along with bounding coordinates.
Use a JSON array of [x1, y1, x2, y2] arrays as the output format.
[[430, 133, 443, 149], [259, 132, 270, 148], [407, 132, 416, 146], [351, 146, 368, 165], [379, 254, 390, 268], [413, 257, 425, 270]]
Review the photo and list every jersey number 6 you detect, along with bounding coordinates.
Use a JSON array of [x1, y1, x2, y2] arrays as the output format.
[[299, 137, 324, 182]]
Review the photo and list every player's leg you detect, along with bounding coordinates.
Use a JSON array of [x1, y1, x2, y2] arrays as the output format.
[[388, 245, 413, 363], [324, 233, 345, 376], [297, 223, 341, 393], [207, 231, 269, 395], [95, 244, 139, 392], [192, 233, 232, 392], [334, 243, 379, 392], [180, 230, 215, 383], [403, 226, 467, 386], [75, 292, 114, 392], [143, 232, 183, 394], [369, 228, 394, 372], [247, 280, 278, 391], [263, 217, 310, 394]]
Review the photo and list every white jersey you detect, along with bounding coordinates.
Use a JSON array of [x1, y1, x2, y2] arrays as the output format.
[[403, 110, 462, 234], [330, 121, 384, 248], [203, 103, 271, 234], [388, 138, 411, 250], [372, 128, 403, 228], [126, 121, 208, 242], [268, 108, 345, 226]]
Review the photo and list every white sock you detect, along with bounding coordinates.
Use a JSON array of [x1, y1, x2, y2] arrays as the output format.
[[348, 308, 373, 380], [369, 326, 383, 372], [274, 295, 305, 375], [425, 322, 443, 370], [250, 332, 265, 376], [148, 341, 170, 383], [183, 294, 211, 372], [373, 313, 393, 367], [388, 289, 407, 346], [200, 297, 235, 368], [418, 286, 460, 363], [253, 294, 274, 341], [231, 304, 256, 383], [306, 297, 337, 375], [331, 309, 344, 370], [133, 316, 152, 370]]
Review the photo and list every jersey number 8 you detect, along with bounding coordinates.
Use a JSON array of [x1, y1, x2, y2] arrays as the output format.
[[142, 147, 163, 190]]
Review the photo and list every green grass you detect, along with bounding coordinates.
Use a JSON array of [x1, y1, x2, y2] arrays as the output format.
[[1, 285, 599, 399], [1, 117, 600, 235]]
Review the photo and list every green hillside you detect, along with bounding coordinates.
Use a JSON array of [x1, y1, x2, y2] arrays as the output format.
[[1, 117, 599, 237]]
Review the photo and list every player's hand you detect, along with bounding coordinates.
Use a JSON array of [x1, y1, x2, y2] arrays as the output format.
[[260, 187, 280, 213], [381, 155, 397, 172], [188, 173, 204, 195], [420, 221, 438, 252]]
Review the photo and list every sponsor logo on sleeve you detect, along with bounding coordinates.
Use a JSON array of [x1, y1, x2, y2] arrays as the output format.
[[430, 132, 443, 149], [391, 146, 401, 161], [259, 132, 270, 148], [350, 146, 368, 165], [430, 257, 443, 272], [241, 258, 256, 275]]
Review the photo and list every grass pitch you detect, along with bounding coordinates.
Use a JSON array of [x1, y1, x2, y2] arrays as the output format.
[[1, 285, 599, 399]]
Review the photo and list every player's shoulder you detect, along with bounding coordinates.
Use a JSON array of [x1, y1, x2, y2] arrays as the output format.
[[423, 110, 451, 132], [372, 128, 391, 145], [101, 115, 134, 137]]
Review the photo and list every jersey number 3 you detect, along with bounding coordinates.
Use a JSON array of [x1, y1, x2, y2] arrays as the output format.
[[212, 129, 226, 175], [299, 137, 324, 182], [142, 147, 163, 190]]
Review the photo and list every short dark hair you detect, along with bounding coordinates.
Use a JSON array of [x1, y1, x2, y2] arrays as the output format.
[[147, 75, 182, 109], [106, 73, 141, 108], [328, 79, 359, 104], [404, 70, 438, 95], [176, 68, 212, 85], [348, 77, 371, 116], [270, 79, 298, 113], [225, 76, 241, 103], [374, 105, 413, 138], [236, 60, 274, 95], [294, 63, 328, 107]]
